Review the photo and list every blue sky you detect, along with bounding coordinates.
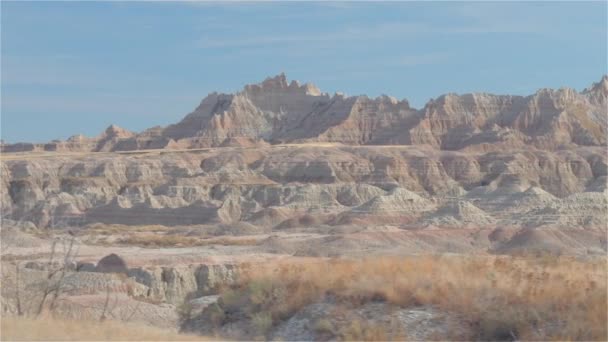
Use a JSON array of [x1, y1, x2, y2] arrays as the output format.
[[2, 1, 606, 143]]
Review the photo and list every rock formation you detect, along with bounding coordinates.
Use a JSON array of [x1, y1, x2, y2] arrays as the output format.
[[1, 75, 606, 232], [1, 144, 605, 230], [3, 74, 605, 152]]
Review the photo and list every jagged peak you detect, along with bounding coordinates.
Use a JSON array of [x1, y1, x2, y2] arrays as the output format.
[[102, 124, 133, 138], [105, 124, 123, 134], [583, 74, 608, 94], [262, 72, 289, 88], [531, 87, 580, 104], [375, 94, 399, 105], [535, 86, 577, 94], [242, 73, 322, 96], [193, 92, 234, 112]]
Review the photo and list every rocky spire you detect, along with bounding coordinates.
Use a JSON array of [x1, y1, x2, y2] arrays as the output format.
[[582, 75, 608, 105], [242, 73, 322, 96], [584, 75, 608, 93]]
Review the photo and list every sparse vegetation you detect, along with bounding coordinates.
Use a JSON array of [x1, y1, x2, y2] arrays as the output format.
[[84, 224, 171, 236], [116, 233, 259, 247], [205, 255, 607, 341], [117, 234, 202, 247], [1, 316, 204, 341], [79, 224, 261, 247], [251, 311, 273, 337], [313, 317, 334, 335], [338, 319, 390, 341]]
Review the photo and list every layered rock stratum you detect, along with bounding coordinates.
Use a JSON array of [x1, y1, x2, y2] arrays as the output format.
[[1, 74, 607, 251]]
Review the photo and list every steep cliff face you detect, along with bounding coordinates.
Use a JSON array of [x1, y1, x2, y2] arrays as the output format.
[[4, 74, 605, 152]]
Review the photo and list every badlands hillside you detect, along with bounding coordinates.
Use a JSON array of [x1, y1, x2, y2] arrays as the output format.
[[3, 73, 607, 153], [2, 74, 607, 242], [1, 75, 607, 341]]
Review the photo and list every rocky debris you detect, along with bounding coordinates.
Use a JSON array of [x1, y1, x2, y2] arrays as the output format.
[[95, 253, 128, 274]]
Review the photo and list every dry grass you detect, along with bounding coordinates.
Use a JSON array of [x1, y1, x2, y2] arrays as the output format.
[[337, 319, 396, 341], [84, 224, 171, 236], [1, 316, 205, 341], [117, 234, 202, 247], [81, 224, 261, 247], [216, 255, 607, 341], [116, 233, 259, 248]]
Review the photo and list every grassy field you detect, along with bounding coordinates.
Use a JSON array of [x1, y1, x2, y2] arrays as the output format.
[[212, 254, 607, 341]]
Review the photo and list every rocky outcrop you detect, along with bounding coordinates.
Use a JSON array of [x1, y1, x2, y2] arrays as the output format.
[[126, 264, 240, 304], [57, 258, 242, 305]]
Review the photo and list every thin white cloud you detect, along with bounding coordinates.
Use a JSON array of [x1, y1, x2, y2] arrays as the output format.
[[190, 2, 607, 51], [193, 19, 549, 50]]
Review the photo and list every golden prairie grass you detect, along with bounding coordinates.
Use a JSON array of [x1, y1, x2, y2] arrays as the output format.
[[1, 316, 205, 341], [218, 255, 607, 341]]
